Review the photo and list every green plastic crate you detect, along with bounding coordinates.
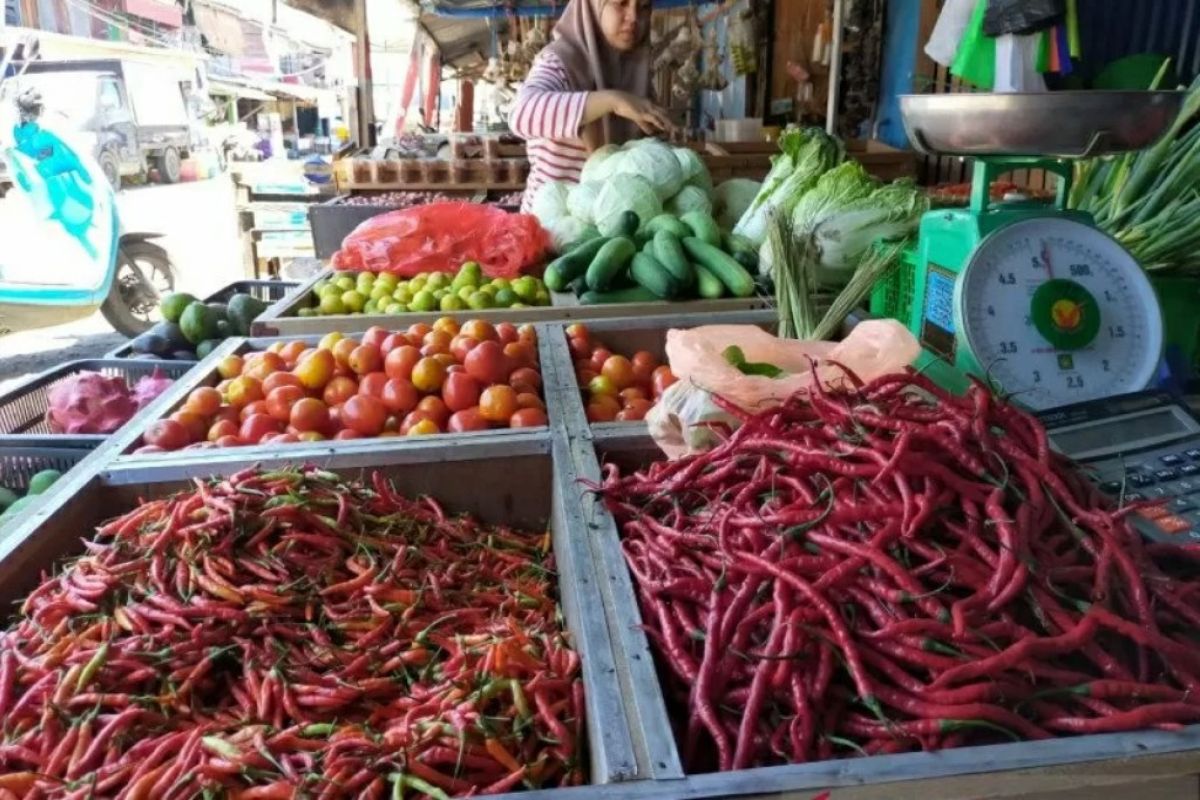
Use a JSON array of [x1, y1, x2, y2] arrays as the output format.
[[870, 246, 918, 327]]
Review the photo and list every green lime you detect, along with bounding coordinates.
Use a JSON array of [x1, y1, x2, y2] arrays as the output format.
[[440, 294, 466, 311], [160, 292, 199, 324], [457, 286, 474, 302], [319, 293, 347, 315], [297, 307, 315, 317], [385, 302, 405, 314], [393, 288, 414, 306], [467, 291, 494, 310], [511, 302, 528, 309], [356, 272, 375, 288], [478, 284, 497, 297], [333, 270, 358, 282], [410, 278, 427, 294], [411, 290, 438, 313], [494, 288, 517, 307], [512, 276, 539, 302], [341, 291, 366, 313], [318, 283, 340, 299], [363, 299, 379, 315], [335, 276, 355, 292], [427, 272, 450, 290], [490, 277, 512, 293], [0, 487, 18, 511], [453, 261, 482, 288], [376, 271, 398, 288], [535, 289, 551, 306], [27, 469, 62, 496]]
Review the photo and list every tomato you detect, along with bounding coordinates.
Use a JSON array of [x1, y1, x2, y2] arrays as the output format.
[[601, 355, 635, 390], [295, 350, 336, 391], [565, 323, 589, 342], [510, 408, 548, 428], [358, 371, 389, 399], [348, 344, 383, 376], [327, 404, 343, 433], [459, 320, 496, 343], [449, 335, 479, 363], [226, 376, 264, 408], [494, 322, 519, 345], [518, 324, 538, 344], [144, 419, 190, 451], [262, 371, 302, 396], [589, 348, 613, 373], [240, 413, 281, 444], [509, 367, 542, 394], [298, 431, 326, 443], [442, 372, 481, 413], [406, 419, 440, 436], [361, 326, 390, 351], [290, 398, 330, 433], [334, 429, 363, 441], [278, 340, 309, 367], [447, 407, 489, 433], [380, 378, 420, 415], [411, 357, 447, 393], [383, 415, 401, 433], [568, 336, 593, 361], [576, 368, 598, 386], [432, 316, 460, 337], [215, 435, 242, 448], [400, 410, 436, 435], [588, 375, 618, 397], [631, 351, 658, 384], [516, 392, 545, 411], [416, 396, 451, 428], [207, 419, 239, 442], [620, 387, 648, 404], [216, 355, 244, 380], [323, 375, 359, 407], [185, 386, 222, 417], [406, 322, 432, 341], [479, 385, 519, 424], [265, 385, 305, 422], [169, 411, 207, 443], [240, 401, 269, 421], [464, 341, 508, 385], [243, 352, 286, 382], [586, 399, 619, 423], [619, 398, 654, 421], [446, 364, 464, 375], [212, 405, 240, 426], [384, 345, 422, 381], [331, 338, 358, 369], [421, 330, 453, 357], [215, 379, 234, 398], [342, 395, 388, 436], [652, 366, 678, 398], [503, 341, 537, 369], [380, 333, 406, 356]]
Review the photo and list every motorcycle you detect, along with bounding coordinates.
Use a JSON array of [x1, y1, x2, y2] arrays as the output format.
[[0, 35, 177, 337]]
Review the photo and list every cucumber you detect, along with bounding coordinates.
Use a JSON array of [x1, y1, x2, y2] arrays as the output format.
[[723, 232, 760, 272], [652, 231, 695, 291], [681, 237, 756, 298], [616, 210, 641, 237], [544, 237, 609, 292], [644, 213, 692, 239], [567, 274, 589, 297], [579, 286, 660, 305], [630, 252, 680, 299], [585, 236, 638, 292], [693, 264, 725, 299], [681, 211, 722, 246]]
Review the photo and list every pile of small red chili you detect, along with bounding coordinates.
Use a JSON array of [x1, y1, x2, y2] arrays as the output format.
[[600, 368, 1200, 772], [0, 467, 584, 798]]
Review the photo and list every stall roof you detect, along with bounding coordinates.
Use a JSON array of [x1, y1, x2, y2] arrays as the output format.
[[209, 79, 273, 101]]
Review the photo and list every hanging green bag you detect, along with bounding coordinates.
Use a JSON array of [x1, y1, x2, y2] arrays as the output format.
[[951, 0, 995, 90]]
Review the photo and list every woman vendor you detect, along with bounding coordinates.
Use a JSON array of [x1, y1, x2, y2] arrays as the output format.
[[509, 0, 674, 213]]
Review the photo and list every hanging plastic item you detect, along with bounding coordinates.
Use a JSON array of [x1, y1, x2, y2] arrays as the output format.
[[925, 0, 978, 69], [994, 34, 1047, 92], [950, 0, 995, 90], [983, 0, 1064, 38]]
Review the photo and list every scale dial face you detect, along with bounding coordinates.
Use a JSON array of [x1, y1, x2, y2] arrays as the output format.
[[954, 217, 1163, 411]]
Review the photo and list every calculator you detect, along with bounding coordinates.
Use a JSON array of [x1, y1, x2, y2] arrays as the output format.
[[1037, 391, 1200, 544]]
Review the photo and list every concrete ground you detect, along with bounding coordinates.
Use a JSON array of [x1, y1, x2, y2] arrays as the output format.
[[0, 173, 246, 391]]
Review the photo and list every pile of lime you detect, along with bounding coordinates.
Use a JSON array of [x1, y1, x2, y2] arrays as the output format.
[[300, 264, 552, 317], [0, 469, 62, 527]]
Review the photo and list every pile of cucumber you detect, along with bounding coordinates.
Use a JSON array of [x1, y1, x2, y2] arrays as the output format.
[[544, 211, 764, 305]]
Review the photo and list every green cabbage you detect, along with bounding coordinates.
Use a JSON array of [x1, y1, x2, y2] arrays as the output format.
[[674, 147, 713, 193], [666, 185, 713, 217], [713, 178, 762, 232], [529, 181, 571, 230], [592, 174, 662, 237], [607, 140, 685, 201], [544, 215, 591, 254], [580, 144, 622, 184], [567, 181, 603, 225]]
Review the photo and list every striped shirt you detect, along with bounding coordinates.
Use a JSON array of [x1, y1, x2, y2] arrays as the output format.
[[509, 52, 590, 213]]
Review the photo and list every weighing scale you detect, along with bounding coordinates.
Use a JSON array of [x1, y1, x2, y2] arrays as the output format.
[[896, 91, 1185, 411]]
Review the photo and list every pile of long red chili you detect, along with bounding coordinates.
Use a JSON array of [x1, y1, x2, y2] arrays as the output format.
[[600, 369, 1200, 772], [0, 467, 584, 798]]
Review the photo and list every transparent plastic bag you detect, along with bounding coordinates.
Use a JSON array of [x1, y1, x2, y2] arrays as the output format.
[[331, 201, 552, 279], [646, 320, 920, 459]]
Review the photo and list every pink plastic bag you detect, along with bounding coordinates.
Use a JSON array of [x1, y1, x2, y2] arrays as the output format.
[[647, 320, 920, 458], [331, 202, 552, 279]]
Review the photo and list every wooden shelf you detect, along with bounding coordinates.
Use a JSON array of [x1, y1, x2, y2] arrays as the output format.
[[341, 181, 527, 193]]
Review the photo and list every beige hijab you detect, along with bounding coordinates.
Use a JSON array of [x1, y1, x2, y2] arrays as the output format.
[[542, 0, 653, 151]]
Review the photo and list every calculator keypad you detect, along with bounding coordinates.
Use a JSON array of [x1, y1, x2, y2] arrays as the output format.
[[1093, 443, 1200, 542]]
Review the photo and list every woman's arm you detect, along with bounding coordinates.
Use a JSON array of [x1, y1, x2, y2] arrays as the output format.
[[509, 54, 590, 141], [582, 91, 673, 135]]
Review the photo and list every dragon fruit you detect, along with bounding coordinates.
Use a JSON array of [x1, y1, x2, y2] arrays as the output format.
[[131, 368, 174, 410], [45, 372, 140, 435]]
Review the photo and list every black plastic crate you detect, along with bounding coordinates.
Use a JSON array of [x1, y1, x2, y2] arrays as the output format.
[[0, 446, 89, 493], [0, 359, 193, 447]]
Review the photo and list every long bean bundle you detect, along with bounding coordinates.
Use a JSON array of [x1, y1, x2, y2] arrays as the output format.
[[0, 467, 584, 798], [600, 369, 1200, 772]]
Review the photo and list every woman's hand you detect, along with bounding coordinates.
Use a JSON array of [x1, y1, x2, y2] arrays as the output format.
[[608, 91, 675, 135]]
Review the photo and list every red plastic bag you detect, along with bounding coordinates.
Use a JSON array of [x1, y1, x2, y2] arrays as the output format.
[[331, 201, 552, 279]]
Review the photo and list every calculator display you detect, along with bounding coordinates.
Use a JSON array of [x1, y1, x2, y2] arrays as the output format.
[[1049, 408, 1190, 456]]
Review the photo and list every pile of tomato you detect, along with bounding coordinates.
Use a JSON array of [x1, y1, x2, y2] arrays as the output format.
[[565, 323, 678, 423], [135, 319, 547, 453]]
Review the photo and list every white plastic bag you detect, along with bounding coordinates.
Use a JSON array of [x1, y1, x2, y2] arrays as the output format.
[[925, 0, 980, 68]]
